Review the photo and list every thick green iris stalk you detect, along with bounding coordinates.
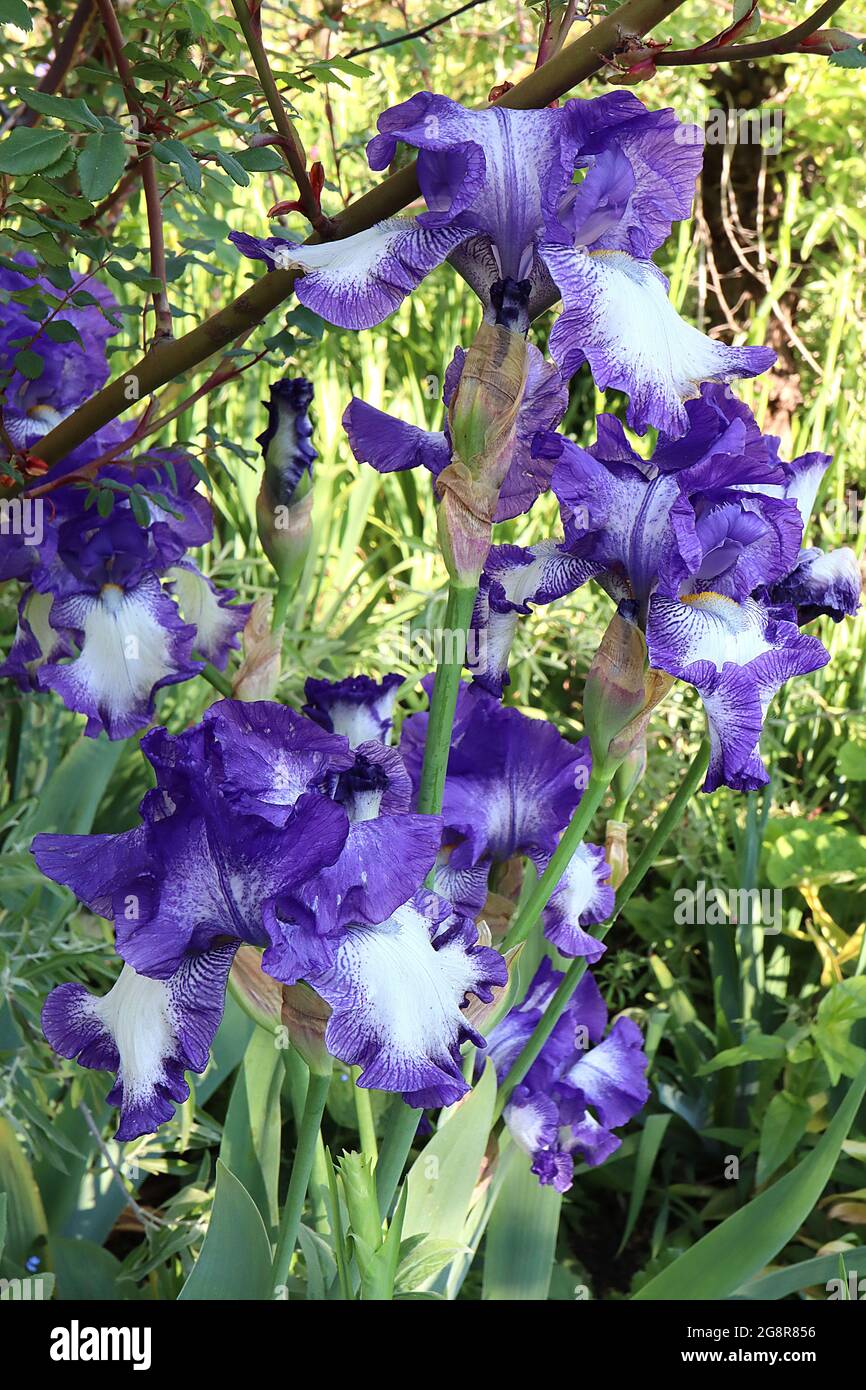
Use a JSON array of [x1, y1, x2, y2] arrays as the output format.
[[271, 1070, 331, 1293], [416, 582, 478, 816], [503, 761, 617, 951], [375, 579, 477, 1214]]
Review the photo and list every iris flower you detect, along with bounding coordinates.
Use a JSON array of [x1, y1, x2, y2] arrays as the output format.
[[342, 342, 567, 521], [231, 91, 773, 436], [37, 698, 505, 1136], [401, 683, 612, 959], [0, 255, 132, 477], [1, 454, 247, 738], [303, 672, 404, 746], [523, 384, 859, 790], [486, 958, 649, 1192]]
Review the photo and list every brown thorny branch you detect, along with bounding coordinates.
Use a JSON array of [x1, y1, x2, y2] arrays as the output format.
[[93, 0, 173, 344], [25, 0, 847, 478]]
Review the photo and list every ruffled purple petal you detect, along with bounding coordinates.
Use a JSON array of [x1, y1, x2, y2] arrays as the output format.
[[42, 950, 237, 1140], [38, 575, 201, 739], [767, 546, 861, 624], [276, 811, 444, 938], [232, 219, 468, 330], [541, 247, 775, 436], [166, 562, 250, 668], [0, 588, 74, 690], [563, 105, 703, 259], [543, 841, 613, 960], [202, 698, 353, 825], [342, 398, 450, 477], [303, 672, 403, 746], [647, 592, 829, 790], [424, 686, 592, 867], [504, 1086, 575, 1191], [307, 890, 507, 1107], [470, 540, 596, 694], [559, 1015, 650, 1130]]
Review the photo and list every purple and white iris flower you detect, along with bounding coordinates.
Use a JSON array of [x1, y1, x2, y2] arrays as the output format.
[[303, 672, 404, 746], [1, 455, 248, 738], [0, 255, 133, 478], [469, 540, 595, 695], [343, 342, 567, 521], [520, 384, 858, 792], [37, 698, 505, 1136], [486, 958, 649, 1191], [401, 683, 612, 959], [231, 91, 773, 436], [2, 262, 251, 735]]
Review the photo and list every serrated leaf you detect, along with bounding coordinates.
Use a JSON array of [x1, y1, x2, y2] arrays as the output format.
[[152, 138, 202, 192], [78, 130, 127, 202], [0, 0, 32, 32], [0, 127, 69, 175], [43, 319, 82, 345], [830, 46, 866, 68], [12, 348, 43, 380], [15, 89, 102, 130]]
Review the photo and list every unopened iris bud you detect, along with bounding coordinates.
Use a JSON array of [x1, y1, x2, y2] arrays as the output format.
[[583, 610, 673, 769], [281, 981, 333, 1078], [255, 377, 316, 589], [437, 323, 529, 584], [229, 944, 283, 1030]]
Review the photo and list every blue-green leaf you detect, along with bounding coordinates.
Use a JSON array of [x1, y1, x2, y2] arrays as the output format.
[[633, 1061, 866, 1300], [178, 1160, 273, 1301]]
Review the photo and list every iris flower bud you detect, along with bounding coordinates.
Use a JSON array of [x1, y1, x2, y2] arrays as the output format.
[[436, 323, 529, 585], [583, 610, 673, 770], [255, 377, 316, 590], [229, 944, 283, 1031], [281, 981, 333, 1078]]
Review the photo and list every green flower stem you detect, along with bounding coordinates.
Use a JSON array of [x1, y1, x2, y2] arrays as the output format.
[[271, 579, 294, 633], [493, 736, 710, 1122], [502, 762, 616, 952], [352, 1068, 379, 1166], [370, 584, 476, 1212], [201, 663, 233, 697], [376, 1100, 421, 1218], [271, 1069, 331, 1292], [416, 582, 477, 816]]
